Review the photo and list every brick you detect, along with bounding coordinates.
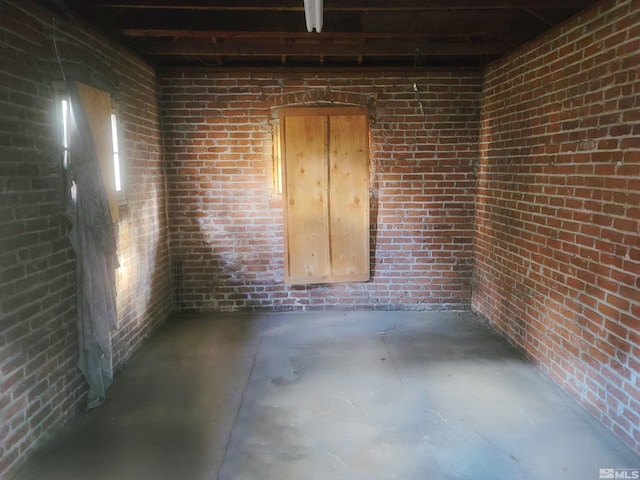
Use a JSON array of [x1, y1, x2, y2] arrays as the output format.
[[4, 0, 640, 475], [473, 0, 640, 458], [0, 1, 174, 479], [162, 71, 479, 314]]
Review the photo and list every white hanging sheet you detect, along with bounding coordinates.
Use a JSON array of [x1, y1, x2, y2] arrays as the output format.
[[65, 82, 119, 410]]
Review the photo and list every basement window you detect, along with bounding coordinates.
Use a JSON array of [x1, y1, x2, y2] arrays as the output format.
[[110, 112, 122, 193], [280, 107, 370, 284], [61, 98, 70, 170], [58, 83, 123, 222], [59, 95, 77, 204]]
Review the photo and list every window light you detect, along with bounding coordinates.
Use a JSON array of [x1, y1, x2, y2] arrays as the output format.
[[110, 113, 121, 192], [61, 99, 69, 169]]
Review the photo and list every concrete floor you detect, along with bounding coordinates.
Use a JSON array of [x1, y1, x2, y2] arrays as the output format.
[[13, 311, 639, 480]]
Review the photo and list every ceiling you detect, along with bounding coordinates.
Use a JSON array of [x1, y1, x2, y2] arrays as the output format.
[[54, 0, 600, 70]]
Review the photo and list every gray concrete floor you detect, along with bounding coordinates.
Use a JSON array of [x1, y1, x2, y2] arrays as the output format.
[[13, 311, 639, 480]]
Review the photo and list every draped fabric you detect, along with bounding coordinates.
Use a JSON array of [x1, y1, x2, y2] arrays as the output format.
[[65, 82, 119, 410]]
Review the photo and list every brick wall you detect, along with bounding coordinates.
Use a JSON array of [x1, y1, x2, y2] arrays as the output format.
[[0, 2, 173, 477], [160, 70, 481, 312], [473, 0, 640, 454]]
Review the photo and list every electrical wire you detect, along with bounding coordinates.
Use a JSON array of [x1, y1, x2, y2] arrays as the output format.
[[52, 17, 67, 83]]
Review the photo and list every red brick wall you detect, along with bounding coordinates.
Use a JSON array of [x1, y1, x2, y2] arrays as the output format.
[[0, 2, 173, 477], [160, 71, 481, 312], [473, 0, 640, 454]]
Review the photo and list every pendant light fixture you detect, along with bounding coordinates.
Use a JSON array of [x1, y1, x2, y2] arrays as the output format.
[[303, 0, 323, 33]]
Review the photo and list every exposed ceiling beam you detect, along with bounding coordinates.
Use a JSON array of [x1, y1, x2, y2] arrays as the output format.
[[523, 8, 560, 26], [141, 41, 507, 57], [119, 29, 494, 40], [62, 0, 599, 69], [67, 0, 594, 10]]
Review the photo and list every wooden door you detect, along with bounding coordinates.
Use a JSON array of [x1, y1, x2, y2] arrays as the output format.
[[281, 108, 369, 284]]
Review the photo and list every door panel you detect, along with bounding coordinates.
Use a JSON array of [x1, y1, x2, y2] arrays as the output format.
[[329, 115, 369, 279], [283, 115, 330, 280]]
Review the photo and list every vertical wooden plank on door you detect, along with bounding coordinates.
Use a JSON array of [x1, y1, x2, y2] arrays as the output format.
[[283, 114, 330, 281], [329, 115, 369, 281]]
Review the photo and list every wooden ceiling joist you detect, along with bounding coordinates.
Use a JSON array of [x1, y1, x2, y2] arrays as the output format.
[[60, 0, 600, 69], [119, 30, 493, 40], [67, 0, 594, 11], [142, 41, 507, 58]]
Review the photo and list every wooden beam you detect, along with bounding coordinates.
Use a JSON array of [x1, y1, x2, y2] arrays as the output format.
[[210, 37, 223, 65], [141, 40, 507, 57], [159, 65, 487, 75], [523, 8, 559, 26], [67, 0, 595, 11], [119, 29, 492, 40]]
